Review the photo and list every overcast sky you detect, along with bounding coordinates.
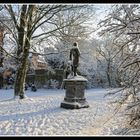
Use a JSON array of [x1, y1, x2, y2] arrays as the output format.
[[87, 4, 112, 40]]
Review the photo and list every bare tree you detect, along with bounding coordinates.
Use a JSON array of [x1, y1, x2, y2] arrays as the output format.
[[0, 4, 94, 99], [98, 4, 140, 133], [95, 35, 123, 87]]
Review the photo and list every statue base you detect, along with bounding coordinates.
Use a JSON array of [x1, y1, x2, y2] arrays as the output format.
[[60, 75, 89, 109]]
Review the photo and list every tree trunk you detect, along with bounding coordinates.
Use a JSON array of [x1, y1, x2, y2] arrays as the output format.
[[0, 72, 3, 89], [106, 60, 111, 87], [14, 49, 29, 99], [14, 5, 34, 99]]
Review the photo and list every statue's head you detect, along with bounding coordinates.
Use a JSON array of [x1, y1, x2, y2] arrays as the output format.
[[73, 42, 78, 47]]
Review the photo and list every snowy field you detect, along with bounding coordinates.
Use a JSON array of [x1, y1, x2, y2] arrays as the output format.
[[0, 88, 127, 136]]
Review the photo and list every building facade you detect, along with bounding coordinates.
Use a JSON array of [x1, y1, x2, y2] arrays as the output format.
[[28, 52, 47, 71]]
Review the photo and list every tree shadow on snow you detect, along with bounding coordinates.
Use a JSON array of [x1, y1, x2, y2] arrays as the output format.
[[0, 105, 68, 122]]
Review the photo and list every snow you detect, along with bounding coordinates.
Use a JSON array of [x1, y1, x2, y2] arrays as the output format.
[[0, 88, 127, 136], [65, 75, 88, 81]]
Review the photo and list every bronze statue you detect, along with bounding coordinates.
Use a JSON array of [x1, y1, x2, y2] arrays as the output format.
[[60, 42, 89, 109], [69, 42, 81, 76]]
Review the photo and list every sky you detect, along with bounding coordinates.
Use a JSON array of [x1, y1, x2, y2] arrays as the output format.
[[94, 4, 112, 21], [87, 4, 112, 40]]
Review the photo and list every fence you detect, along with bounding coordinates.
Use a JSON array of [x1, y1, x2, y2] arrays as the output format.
[[26, 69, 64, 89]]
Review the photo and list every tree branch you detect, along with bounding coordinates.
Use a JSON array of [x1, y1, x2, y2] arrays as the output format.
[[4, 5, 19, 30]]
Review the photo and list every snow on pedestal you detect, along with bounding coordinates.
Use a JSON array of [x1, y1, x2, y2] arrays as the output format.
[[60, 75, 89, 109]]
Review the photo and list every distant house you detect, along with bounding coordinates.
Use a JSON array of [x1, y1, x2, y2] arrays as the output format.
[[26, 53, 48, 87], [28, 52, 47, 70]]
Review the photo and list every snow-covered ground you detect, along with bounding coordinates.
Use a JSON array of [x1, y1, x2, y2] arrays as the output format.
[[0, 88, 127, 136]]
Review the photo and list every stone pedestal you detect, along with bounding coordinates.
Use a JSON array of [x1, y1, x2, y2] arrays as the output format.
[[60, 75, 89, 109]]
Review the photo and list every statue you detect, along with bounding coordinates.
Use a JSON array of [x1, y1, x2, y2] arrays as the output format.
[[60, 42, 89, 109], [69, 42, 81, 77]]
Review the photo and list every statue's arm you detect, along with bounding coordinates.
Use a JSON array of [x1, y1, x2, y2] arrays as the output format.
[[77, 47, 81, 56]]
